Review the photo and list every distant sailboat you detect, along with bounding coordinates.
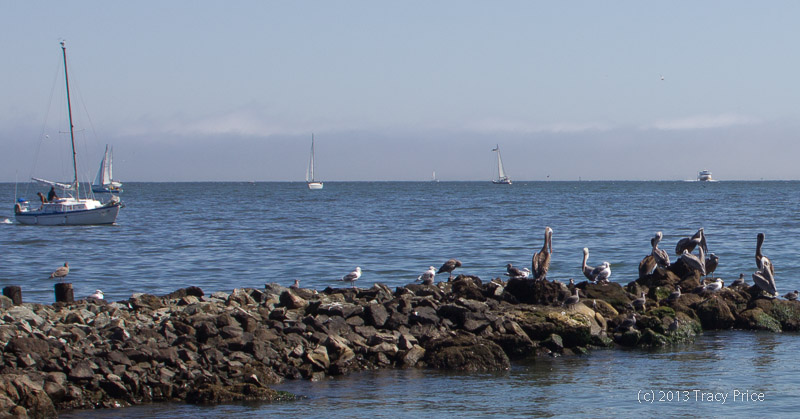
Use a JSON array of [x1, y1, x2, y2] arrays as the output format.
[[306, 134, 323, 190], [492, 144, 512, 184], [431, 170, 439, 183], [92, 145, 123, 194]]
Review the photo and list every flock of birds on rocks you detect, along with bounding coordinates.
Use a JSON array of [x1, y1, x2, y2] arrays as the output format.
[[44, 226, 799, 305], [331, 226, 797, 304]]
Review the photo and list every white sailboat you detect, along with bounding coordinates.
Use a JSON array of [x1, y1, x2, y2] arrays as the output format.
[[492, 144, 512, 184], [92, 145, 123, 194], [431, 170, 439, 183], [306, 134, 323, 190], [14, 41, 122, 226]]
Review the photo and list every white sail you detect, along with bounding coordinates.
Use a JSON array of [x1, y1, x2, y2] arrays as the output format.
[[492, 145, 511, 184], [307, 134, 323, 189], [93, 145, 109, 187]]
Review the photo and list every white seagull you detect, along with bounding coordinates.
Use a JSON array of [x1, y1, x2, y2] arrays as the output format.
[[417, 266, 436, 285], [89, 289, 104, 300], [340, 267, 362, 288], [49, 262, 70, 281]]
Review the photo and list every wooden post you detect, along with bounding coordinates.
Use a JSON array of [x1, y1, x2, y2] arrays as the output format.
[[2, 286, 22, 305], [55, 283, 74, 303]]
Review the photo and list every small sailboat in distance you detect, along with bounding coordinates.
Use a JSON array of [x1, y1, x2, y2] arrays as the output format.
[[306, 134, 323, 190], [92, 144, 123, 194], [431, 170, 439, 183], [492, 144, 512, 184]]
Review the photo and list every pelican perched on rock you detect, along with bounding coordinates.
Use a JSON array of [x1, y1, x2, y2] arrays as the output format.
[[675, 228, 705, 256], [752, 257, 777, 297], [417, 266, 436, 284], [638, 252, 656, 278], [680, 247, 706, 276], [437, 259, 462, 281], [705, 253, 719, 278], [49, 262, 69, 281], [340, 267, 361, 288], [531, 227, 552, 281], [652, 231, 671, 268], [564, 288, 580, 306], [505, 263, 528, 279], [705, 278, 723, 292], [755, 233, 774, 276]]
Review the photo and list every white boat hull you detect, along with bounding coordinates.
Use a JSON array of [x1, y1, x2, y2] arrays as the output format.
[[307, 182, 324, 190], [15, 203, 121, 226]]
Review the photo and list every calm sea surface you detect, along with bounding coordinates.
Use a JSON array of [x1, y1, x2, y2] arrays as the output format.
[[3, 181, 800, 417]]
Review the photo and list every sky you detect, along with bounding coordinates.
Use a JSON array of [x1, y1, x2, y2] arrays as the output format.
[[2, 1, 800, 182]]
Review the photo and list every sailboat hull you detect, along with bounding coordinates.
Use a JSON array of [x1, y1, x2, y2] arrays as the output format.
[[92, 185, 122, 194], [492, 179, 512, 185], [15, 202, 121, 226], [307, 182, 324, 190]]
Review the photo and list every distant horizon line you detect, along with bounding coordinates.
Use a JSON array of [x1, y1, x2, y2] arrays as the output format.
[[0, 179, 792, 184]]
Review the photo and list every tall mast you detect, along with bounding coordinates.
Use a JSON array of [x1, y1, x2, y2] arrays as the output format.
[[61, 40, 79, 192]]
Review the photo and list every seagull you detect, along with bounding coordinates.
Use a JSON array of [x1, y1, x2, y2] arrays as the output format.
[[417, 266, 436, 285], [437, 259, 462, 281], [504, 263, 527, 279], [783, 290, 798, 301], [49, 262, 69, 281], [290, 279, 300, 289], [632, 292, 646, 311], [531, 227, 553, 281], [340, 267, 361, 288], [591, 261, 611, 283], [617, 313, 637, 332], [668, 318, 680, 333], [660, 74, 665, 81], [563, 288, 580, 306], [88, 289, 104, 300], [752, 257, 777, 298], [668, 285, 681, 301], [705, 278, 723, 292], [731, 273, 746, 287], [652, 232, 671, 268]]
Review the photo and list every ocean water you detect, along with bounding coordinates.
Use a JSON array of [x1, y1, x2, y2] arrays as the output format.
[[3, 181, 800, 417]]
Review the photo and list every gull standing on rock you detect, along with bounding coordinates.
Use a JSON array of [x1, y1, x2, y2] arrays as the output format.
[[783, 290, 799, 301], [417, 266, 436, 285], [505, 263, 527, 279], [531, 227, 552, 281], [617, 313, 637, 332], [668, 285, 681, 301], [752, 257, 778, 298], [591, 261, 611, 283], [49, 262, 69, 281], [88, 290, 104, 300], [731, 273, 746, 287], [340, 267, 361, 288], [437, 259, 462, 281], [632, 292, 647, 311], [564, 288, 580, 306], [705, 278, 723, 292]]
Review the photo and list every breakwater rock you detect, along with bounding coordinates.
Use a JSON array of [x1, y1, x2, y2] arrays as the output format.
[[1, 268, 799, 416]]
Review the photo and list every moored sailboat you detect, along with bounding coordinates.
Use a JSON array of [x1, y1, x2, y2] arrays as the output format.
[[14, 41, 122, 226], [306, 134, 323, 190], [492, 144, 512, 184], [92, 145, 123, 194]]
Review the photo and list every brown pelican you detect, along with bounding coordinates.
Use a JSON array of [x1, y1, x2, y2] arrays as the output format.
[[752, 257, 777, 297], [564, 288, 580, 306], [437, 259, 462, 280], [783, 290, 798, 301], [668, 285, 681, 301], [755, 233, 774, 276], [705, 253, 719, 278], [340, 266, 362, 288], [88, 289, 104, 300], [680, 247, 706, 276], [505, 263, 527, 279], [417, 266, 436, 285], [632, 292, 646, 311], [705, 278, 723, 292], [638, 253, 656, 277], [531, 227, 552, 281], [581, 248, 595, 281], [652, 231, 671, 268], [49, 262, 69, 281], [675, 228, 705, 255]]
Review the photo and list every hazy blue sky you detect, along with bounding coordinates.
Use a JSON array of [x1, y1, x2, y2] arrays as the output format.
[[2, 1, 800, 181]]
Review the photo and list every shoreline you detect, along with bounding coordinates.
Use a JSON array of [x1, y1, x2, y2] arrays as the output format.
[[1, 259, 798, 417]]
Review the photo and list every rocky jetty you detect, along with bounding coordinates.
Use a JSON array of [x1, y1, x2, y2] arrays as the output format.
[[1, 261, 799, 417]]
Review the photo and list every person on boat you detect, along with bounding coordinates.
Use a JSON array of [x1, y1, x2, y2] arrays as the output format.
[[37, 192, 47, 207], [14, 198, 26, 214], [47, 187, 58, 202]]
